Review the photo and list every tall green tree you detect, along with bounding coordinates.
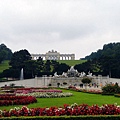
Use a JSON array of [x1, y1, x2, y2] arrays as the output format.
[[37, 57, 44, 72], [24, 60, 39, 79], [0, 44, 12, 63], [56, 63, 70, 75], [9, 49, 31, 69], [51, 60, 59, 73], [74, 61, 92, 73], [3, 49, 32, 79], [43, 60, 51, 72], [81, 42, 120, 78]]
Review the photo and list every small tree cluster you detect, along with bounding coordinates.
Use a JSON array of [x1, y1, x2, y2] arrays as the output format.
[[102, 82, 120, 95], [81, 77, 92, 84]]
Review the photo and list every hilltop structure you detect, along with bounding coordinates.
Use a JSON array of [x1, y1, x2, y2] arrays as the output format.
[[31, 50, 75, 60]]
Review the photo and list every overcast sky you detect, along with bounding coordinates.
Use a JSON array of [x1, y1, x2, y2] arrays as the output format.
[[0, 0, 120, 59]]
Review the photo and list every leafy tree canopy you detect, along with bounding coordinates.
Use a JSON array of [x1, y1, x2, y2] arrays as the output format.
[[81, 77, 92, 84], [0, 44, 12, 63], [9, 49, 31, 69], [79, 42, 120, 78], [82, 42, 120, 60]]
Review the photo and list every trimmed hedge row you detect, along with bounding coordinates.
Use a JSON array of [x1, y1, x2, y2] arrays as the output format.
[[1, 116, 120, 120]]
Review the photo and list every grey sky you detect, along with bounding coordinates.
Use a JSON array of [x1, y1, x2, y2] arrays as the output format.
[[0, 0, 120, 59]]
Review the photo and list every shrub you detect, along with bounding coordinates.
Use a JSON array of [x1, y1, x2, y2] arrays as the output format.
[[63, 82, 67, 85], [102, 83, 120, 95], [81, 77, 92, 84], [57, 83, 60, 87]]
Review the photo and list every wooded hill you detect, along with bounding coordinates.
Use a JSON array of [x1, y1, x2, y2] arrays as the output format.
[[0, 44, 12, 64], [1, 42, 120, 79], [82, 42, 120, 60], [78, 42, 120, 78]]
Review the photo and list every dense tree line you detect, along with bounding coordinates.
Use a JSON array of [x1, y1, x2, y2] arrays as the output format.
[[77, 43, 120, 78], [1, 42, 120, 79], [2, 49, 70, 79], [82, 43, 120, 61], [0, 44, 12, 63]]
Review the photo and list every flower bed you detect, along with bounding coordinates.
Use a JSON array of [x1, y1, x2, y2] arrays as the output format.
[[16, 92, 73, 98], [79, 89, 102, 94], [0, 93, 16, 96], [31, 89, 62, 93], [0, 95, 37, 106], [14, 88, 72, 98], [68, 86, 102, 94], [87, 89, 102, 94], [1, 103, 120, 117], [15, 88, 62, 94]]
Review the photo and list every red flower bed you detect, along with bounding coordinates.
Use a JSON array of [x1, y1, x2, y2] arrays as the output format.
[[68, 86, 79, 91], [1, 103, 120, 117], [0, 95, 37, 106]]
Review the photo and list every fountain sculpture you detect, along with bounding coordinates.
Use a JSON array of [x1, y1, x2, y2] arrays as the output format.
[[20, 68, 24, 80], [54, 66, 92, 78]]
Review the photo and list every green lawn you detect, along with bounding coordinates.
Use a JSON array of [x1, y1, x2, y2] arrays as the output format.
[[0, 89, 120, 110], [0, 60, 86, 73], [0, 60, 10, 73], [57, 60, 87, 66]]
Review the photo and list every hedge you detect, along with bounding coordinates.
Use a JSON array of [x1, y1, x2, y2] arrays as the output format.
[[1, 116, 120, 120]]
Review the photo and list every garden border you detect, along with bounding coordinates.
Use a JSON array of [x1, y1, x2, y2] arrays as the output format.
[[1, 115, 120, 120]]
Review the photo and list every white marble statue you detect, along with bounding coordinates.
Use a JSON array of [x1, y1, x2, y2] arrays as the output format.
[[54, 72, 59, 77], [80, 72, 86, 77], [62, 72, 67, 77], [87, 71, 93, 77]]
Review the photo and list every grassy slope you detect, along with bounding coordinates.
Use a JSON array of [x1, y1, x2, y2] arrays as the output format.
[[1, 89, 120, 110], [0, 60, 86, 73], [57, 60, 87, 66], [0, 60, 10, 73]]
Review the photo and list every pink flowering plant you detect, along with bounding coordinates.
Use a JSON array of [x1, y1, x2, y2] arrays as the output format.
[[80, 89, 102, 94], [16, 92, 73, 98], [15, 88, 73, 98], [15, 88, 63, 94]]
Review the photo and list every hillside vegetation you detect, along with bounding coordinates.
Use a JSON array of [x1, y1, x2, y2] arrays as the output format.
[[0, 44, 12, 63], [79, 42, 120, 78], [57, 60, 87, 66], [0, 60, 86, 74], [1, 42, 120, 78], [83, 42, 120, 60], [0, 60, 10, 73]]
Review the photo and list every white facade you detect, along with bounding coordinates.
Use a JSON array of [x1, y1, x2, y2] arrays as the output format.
[[0, 76, 120, 88], [31, 50, 75, 60]]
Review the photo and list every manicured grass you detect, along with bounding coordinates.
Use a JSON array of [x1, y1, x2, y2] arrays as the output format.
[[0, 89, 120, 110], [0, 60, 86, 73], [0, 60, 11, 73], [57, 60, 87, 66]]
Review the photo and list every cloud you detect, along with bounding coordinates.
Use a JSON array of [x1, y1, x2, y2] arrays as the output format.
[[0, 0, 120, 59]]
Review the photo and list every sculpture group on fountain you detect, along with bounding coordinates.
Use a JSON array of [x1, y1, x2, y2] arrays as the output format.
[[54, 66, 93, 78]]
